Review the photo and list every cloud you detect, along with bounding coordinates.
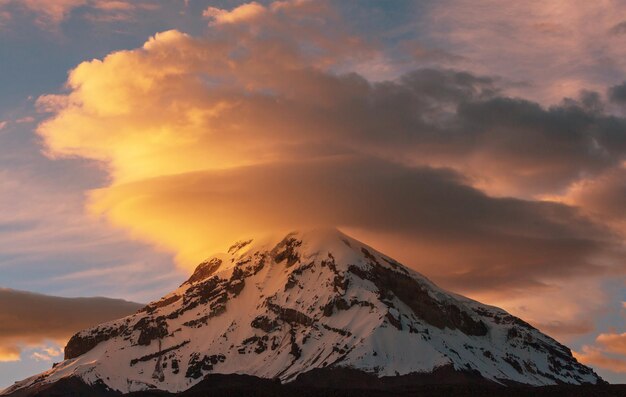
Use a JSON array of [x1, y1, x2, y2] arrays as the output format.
[[609, 81, 626, 104], [30, 346, 62, 362], [0, 288, 141, 361], [0, 0, 156, 27], [559, 168, 626, 238], [0, 346, 20, 362], [609, 21, 626, 35], [92, 0, 134, 11], [15, 116, 34, 124], [0, 0, 87, 26], [576, 333, 626, 374], [89, 158, 616, 284], [597, 332, 626, 355], [423, 0, 626, 104], [35, 28, 626, 197], [203, 2, 266, 26], [33, 0, 625, 344], [24, 0, 86, 23]]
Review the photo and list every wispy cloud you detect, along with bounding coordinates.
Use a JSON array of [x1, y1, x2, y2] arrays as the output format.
[[423, 0, 626, 104], [0, 0, 159, 28]]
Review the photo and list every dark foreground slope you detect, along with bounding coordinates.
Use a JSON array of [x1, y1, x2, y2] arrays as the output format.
[[139, 372, 625, 397], [6, 374, 625, 397]]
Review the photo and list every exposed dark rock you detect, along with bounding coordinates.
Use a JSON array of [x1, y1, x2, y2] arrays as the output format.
[[130, 341, 190, 366], [267, 302, 314, 327], [185, 353, 226, 379], [289, 328, 302, 359], [504, 355, 524, 374], [322, 254, 349, 292], [226, 279, 245, 296], [322, 298, 351, 316], [272, 235, 302, 267], [348, 263, 488, 336], [361, 247, 379, 264], [65, 324, 126, 360], [240, 335, 269, 354], [179, 276, 223, 316], [239, 254, 267, 278], [134, 316, 169, 346], [320, 323, 351, 337], [385, 311, 403, 330], [185, 258, 222, 285], [142, 295, 182, 314], [251, 315, 280, 333], [381, 257, 410, 275], [228, 239, 253, 254], [284, 261, 316, 290], [508, 327, 521, 340]]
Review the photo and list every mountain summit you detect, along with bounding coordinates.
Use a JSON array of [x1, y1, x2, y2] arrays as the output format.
[[3, 229, 602, 395]]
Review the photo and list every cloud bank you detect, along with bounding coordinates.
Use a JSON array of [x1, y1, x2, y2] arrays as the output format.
[[0, 288, 141, 361]]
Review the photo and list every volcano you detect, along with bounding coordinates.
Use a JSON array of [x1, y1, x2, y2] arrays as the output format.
[[2, 229, 603, 396]]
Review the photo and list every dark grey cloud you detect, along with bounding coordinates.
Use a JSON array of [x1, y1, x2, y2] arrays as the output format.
[[266, 68, 626, 196], [608, 81, 626, 105], [609, 21, 626, 35]]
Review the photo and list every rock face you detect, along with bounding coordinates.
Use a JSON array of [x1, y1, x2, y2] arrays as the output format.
[[2, 229, 602, 396]]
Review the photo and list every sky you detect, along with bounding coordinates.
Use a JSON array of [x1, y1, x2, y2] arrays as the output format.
[[0, 0, 625, 388]]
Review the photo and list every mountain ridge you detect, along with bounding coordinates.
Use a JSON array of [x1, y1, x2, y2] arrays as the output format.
[[2, 228, 602, 396]]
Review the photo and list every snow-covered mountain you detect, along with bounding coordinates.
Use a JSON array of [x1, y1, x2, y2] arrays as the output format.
[[3, 229, 602, 395]]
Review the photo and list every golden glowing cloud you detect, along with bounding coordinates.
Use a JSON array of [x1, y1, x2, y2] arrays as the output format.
[[0, 346, 20, 363]]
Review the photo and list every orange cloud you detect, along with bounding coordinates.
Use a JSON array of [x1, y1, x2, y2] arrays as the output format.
[[597, 332, 626, 356], [556, 167, 626, 240], [0, 346, 20, 363], [575, 333, 626, 373], [203, 2, 266, 25]]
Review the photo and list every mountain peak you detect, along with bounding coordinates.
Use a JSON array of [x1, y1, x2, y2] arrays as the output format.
[[186, 228, 383, 286], [3, 230, 602, 396]]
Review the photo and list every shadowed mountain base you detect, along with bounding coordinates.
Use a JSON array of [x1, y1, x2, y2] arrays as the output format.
[[8, 374, 624, 397]]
